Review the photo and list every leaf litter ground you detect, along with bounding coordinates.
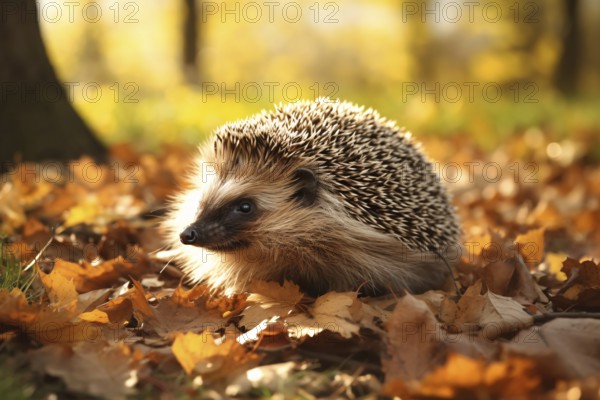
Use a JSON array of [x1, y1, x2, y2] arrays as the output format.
[[0, 135, 599, 399]]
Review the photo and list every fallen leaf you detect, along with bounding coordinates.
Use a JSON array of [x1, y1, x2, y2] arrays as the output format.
[[554, 258, 600, 310], [172, 331, 260, 380], [454, 281, 534, 338], [285, 292, 360, 339], [127, 279, 156, 323], [515, 227, 545, 267], [240, 280, 304, 330], [382, 293, 447, 383], [506, 318, 600, 379], [29, 341, 144, 400], [146, 294, 227, 338], [52, 256, 147, 293], [39, 267, 79, 313], [416, 353, 541, 399]]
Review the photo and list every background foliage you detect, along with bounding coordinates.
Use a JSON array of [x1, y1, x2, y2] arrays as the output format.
[[38, 0, 600, 150]]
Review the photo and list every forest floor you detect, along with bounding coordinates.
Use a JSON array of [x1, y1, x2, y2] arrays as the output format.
[[1, 131, 599, 399]]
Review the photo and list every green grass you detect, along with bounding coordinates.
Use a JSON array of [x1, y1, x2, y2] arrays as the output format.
[[0, 239, 36, 299], [0, 356, 36, 400]]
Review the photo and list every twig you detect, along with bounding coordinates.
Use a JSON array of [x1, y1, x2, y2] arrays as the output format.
[[533, 312, 600, 324], [297, 348, 381, 375], [23, 234, 54, 271]]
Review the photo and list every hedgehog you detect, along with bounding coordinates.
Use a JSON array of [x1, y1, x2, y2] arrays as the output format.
[[163, 99, 461, 296]]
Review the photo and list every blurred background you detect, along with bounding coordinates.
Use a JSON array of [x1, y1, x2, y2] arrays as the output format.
[[31, 0, 600, 151]]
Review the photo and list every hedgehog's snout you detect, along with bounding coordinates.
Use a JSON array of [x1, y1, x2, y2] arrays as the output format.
[[179, 219, 251, 252], [179, 226, 199, 245], [179, 221, 223, 246]]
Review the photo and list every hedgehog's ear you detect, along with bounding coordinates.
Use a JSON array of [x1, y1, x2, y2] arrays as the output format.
[[291, 168, 318, 207]]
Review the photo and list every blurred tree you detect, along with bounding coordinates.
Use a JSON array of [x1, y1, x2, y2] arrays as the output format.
[[183, 0, 200, 84], [555, 0, 581, 95], [0, 0, 106, 170]]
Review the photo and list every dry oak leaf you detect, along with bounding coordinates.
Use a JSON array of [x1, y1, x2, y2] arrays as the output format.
[[383, 293, 448, 384], [480, 229, 518, 268], [147, 294, 228, 338], [52, 257, 147, 293], [0, 288, 41, 327], [453, 281, 534, 338], [79, 296, 134, 326], [29, 341, 144, 400], [240, 280, 304, 330], [172, 331, 261, 380], [555, 258, 600, 310], [172, 284, 247, 317], [127, 278, 157, 323], [126, 283, 230, 338], [170, 284, 212, 305], [0, 272, 121, 344], [22, 217, 51, 242], [412, 353, 541, 399], [39, 267, 79, 313], [482, 255, 545, 305], [561, 257, 600, 284], [505, 318, 600, 379], [515, 227, 545, 267], [285, 292, 362, 339]]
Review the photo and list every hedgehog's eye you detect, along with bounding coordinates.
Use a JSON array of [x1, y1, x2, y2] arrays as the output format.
[[235, 199, 254, 214]]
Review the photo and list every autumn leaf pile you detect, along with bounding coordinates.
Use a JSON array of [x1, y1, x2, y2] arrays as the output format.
[[1, 135, 600, 399]]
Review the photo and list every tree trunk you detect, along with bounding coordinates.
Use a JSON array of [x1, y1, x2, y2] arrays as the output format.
[[0, 0, 107, 171], [183, 0, 200, 84], [555, 0, 581, 96]]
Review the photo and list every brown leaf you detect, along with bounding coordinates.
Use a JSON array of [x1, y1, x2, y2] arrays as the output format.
[[383, 294, 448, 383], [171, 284, 211, 305], [22, 217, 51, 241], [172, 284, 247, 317], [454, 281, 534, 338], [414, 353, 541, 399], [483, 255, 545, 304], [127, 279, 156, 323], [52, 256, 147, 293], [554, 258, 600, 310], [285, 292, 361, 339], [247, 280, 304, 303], [0, 288, 40, 327], [95, 297, 134, 325], [515, 227, 545, 267], [39, 267, 79, 313], [172, 332, 260, 380], [29, 341, 144, 400], [482, 259, 515, 295], [506, 318, 600, 379], [146, 294, 227, 338], [0, 287, 115, 344], [561, 258, 600, 284], [240, 280, 304, 330]]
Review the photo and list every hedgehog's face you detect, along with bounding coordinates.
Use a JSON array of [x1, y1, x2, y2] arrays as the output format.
[[178, 158, 318, 255], [179, 195, 258, 252]]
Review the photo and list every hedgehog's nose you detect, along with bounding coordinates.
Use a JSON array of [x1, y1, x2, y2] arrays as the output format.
[[179, 226, 198, 245]]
